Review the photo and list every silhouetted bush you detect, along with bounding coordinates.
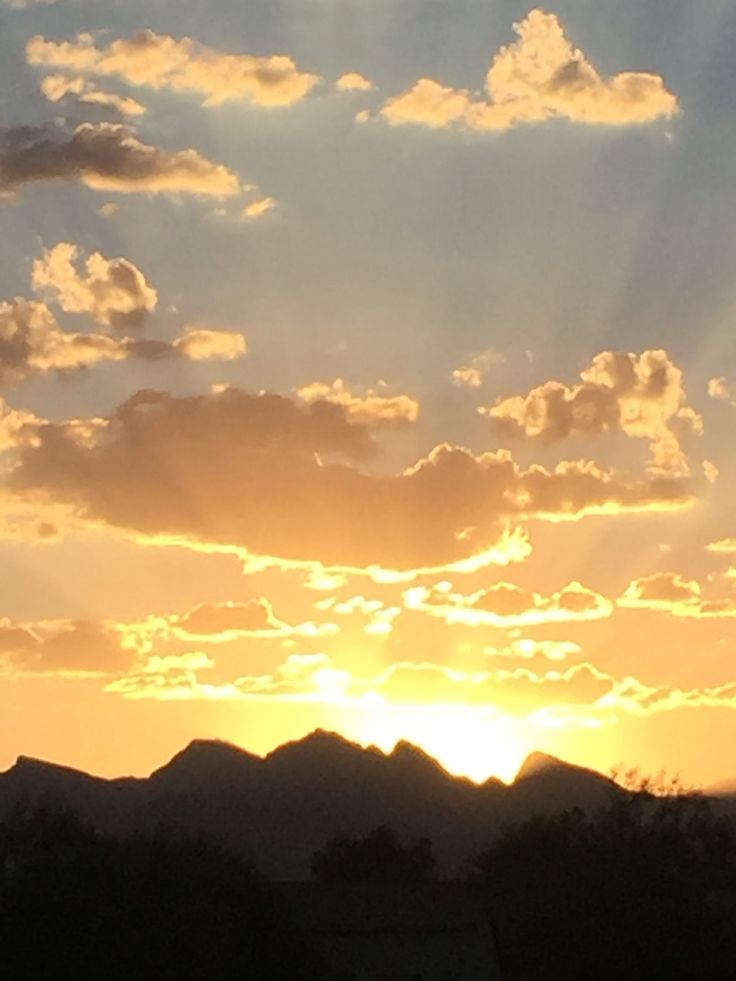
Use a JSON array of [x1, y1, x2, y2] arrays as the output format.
[[470, 778, 736, 980], [0, 806, 322, 981], [311, 825, 436, 883]]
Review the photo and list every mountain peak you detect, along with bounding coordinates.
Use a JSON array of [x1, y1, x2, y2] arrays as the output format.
[[266, 728, 364, 761], [150, 738, 261, 788], [514, 751, 567, 782]]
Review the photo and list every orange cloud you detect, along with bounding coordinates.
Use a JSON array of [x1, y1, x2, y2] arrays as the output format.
[[4, 388, 692, 572], [27, 30, 320, 108], [619, 572, 736, 618], [0, 616, 136, 678], [374, 660, 613, 712], [0, 123, 239, 197], [483, 349, 701, 477], [381, 9, 678, 130], [403, 579, 613, 627]]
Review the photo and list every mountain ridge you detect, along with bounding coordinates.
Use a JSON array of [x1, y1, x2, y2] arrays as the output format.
[[2, 731, 726, 879]]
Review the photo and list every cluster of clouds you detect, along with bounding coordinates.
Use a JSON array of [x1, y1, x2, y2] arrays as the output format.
[[483, 349, 703, 477], [0, 243, 247, 386], [0, 597, 338, 679], [27, 30, 321, 109], [0, 382, 693, 574], [403, 579, 613, 628], [88, 632, 736, 727], [380, 9, 678, 132]]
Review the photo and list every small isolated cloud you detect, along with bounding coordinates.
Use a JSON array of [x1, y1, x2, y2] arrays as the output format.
[[173, 327, 247, 361], [174, 600, 275, 637], [452, 349, 505, 389], [40, 74, 146, 117], [297, 378, 419, 426], [32, 242, 157, 330], [0, 123, 239, 198], [242, 196, 277, 220], [482, 349, 701, 477], [381, 9, 678, 131], [27, 30, 320, 108], [703, 460, 719, 484], [708, 377, 736, 406], [336, 72, 374, 92]]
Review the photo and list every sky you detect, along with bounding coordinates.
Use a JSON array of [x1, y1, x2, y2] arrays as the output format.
[[1, 0, 736, 787]]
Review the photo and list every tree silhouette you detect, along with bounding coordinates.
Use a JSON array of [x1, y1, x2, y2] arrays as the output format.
[[469, 776, 736, 980], [0, 806, 322, 981], [311, 825, 436, 883]]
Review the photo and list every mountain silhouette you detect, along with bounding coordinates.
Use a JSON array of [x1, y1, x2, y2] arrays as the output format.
[[0, 732, 679, 878]]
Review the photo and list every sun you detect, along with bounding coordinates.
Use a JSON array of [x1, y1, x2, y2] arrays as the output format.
[[347, 701, 531, 784]]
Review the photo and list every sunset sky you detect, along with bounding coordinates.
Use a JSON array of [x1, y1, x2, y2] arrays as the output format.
[[2, 0, 736, 787]]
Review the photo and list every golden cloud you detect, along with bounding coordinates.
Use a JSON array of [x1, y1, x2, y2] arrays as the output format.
[[336, 72, 374, 92], [381, 9, 678, 131], [241, 196, 277, 220], [619, 572, 736, 619], [32, 242, 158, 330], [451, 349, 506, 390], [0, 616, 136, 678], [374, 660, 613, 712], [297, 378, 420, 425], [173, 327, 247, 361], [27, 30, 320, 108], [3, 388, 692, 572], [0, 298, 128, 384], [40, 73, 146, 117], [0, 122, 239, 197], [403, 578, 613, 627], [483, 349, 701, 477]]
